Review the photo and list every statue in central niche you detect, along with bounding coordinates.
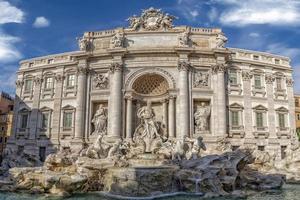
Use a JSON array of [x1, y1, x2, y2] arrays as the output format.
[[133, 101, 164, 153], [194, 102, 211, 132]]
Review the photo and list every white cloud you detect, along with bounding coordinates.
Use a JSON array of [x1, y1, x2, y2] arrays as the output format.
[[266, 43, 300, 59], [0, 31, 22, 63], [190, 10, 199, 18], [249, 32, 260, 38], [208, 7, 218, 22], [176, 0, 201, 21], [0, 1, 24, 24], [217, 0, 300, 26], [33, 16, 50, 28]]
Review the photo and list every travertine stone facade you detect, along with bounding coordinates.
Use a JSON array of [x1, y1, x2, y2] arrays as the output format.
[[9, 8, 296, 160]]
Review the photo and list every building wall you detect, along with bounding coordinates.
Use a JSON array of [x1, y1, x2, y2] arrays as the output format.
[[295, 95, 300, 133], [8, 26, 296, 161]]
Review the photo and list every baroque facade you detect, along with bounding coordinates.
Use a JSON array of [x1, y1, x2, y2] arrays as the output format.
[[9, 8, 296, 160]]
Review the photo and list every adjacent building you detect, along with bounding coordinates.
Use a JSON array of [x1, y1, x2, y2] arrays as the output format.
[[8, 8, 296, 161], [0, 92, 14, 160], [295, 94, 300, 136]]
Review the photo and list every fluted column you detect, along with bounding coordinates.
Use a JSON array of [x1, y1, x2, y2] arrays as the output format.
[[125, 96, 133, 139], [29, 75, 43, 140], [108, 62, 123, 139], [74, 62, 88, 140], [212, 63, 227, 136], [161, 99, 168, 134], [168, 96, 176, 138], [51, 73, 64, 145], [286, 77, 296, 138], [265, 73, 276, 137], [177, 61, 190, 139], [242, 70, 253, 138]]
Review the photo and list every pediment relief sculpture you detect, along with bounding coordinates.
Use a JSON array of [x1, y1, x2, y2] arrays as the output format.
[[77, 36, 92, 51], [93, 73, 109, 89], [194, 71, 209, 88], [127, 7, 176, 31], [110, 31, 125, 48]]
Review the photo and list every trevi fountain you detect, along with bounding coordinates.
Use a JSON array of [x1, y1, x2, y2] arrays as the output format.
[[0, 7, 300, 200]]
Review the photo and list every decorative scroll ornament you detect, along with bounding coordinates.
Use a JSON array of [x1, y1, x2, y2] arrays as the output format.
[[55, 74, 65, 82], [178, 30, 189, 47], [94, 73, 109, 89], [265, 74, 275, 84], [110, 31, 125, 48], [34, 76, 43, 85], [216, 33, 228, 48], [77, 36, 92, 51], [286, 77, 294, 87], [127, 7, 176, 31], [15, 80, 24, 88], [212, 64, 227, 74], [177, 61, 191, 71], [194, 71, 209, 88], [242, 71, 253, 81], [109, 63, 123, 73]]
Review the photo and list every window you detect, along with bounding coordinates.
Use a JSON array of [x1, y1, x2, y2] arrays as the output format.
[[41, 113, 49, 129], [276, 77, 282, 90], [229, 70, 238, 85], [39, 147, 46, 162], [254, 75, 262, 88], [24, 79, 32, 92], [256, 112, 263, 128], [258, 146, 265, 151], [0, 137, 2, 143], [297, 114, 300, 121], [253, 55, 259, 60], [275, 59, 280, 64], [63, 112, 73, 128], [296, 99, 299, 107], [278, 113, 285, 128], [231, 111, 239, 126], [48, 59, 54, 64], [21, 114, 28, 129], [44, 77, 53, 89], [66, 74, 75, 87], [29, 63, 34, 67]]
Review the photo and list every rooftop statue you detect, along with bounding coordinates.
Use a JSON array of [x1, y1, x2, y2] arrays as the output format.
[[127, 7, 177, 31]]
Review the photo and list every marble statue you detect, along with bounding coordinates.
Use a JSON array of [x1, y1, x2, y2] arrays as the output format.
[[216, 33, 228, 48], [91, 104, 107, 135], [185, 136, 206, 160], [110, 31, 125, 48], [77, 37, 91, 51], [127, 15, 142, 30], [194, 102, 211, 132], [178, 31, 189, 47], [194, 72, 209, 87], [133, 103, 163, 153]]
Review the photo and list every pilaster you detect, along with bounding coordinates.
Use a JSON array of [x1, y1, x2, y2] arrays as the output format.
[[242, 69, 253, 138], [265, 73, 276, 138]]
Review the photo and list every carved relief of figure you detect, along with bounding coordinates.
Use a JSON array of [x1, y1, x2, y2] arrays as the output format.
[[110, 31, 125, 48], [127, 15, 142, 30], [91, 104, 107, 135], [178, 31, 189, 47], [216, 33, 228, 48], [94, 73, 109, 89], [133, 102, 161, 153], [194, 72, 209, 87], [194, 102, 211, 132], [161, 13, 175, 29]]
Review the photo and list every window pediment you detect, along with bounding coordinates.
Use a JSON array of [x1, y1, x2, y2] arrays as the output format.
[[253, 105, 267, 111], [276, 106, 288, 113], [62, 105, 75, 110], [229, 103, 243, 109]]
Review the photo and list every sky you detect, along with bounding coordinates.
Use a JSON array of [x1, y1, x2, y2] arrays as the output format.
[[1, 0, 300, 95]]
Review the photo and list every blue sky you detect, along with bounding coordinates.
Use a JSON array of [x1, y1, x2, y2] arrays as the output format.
[[1, 0, 300, 95]]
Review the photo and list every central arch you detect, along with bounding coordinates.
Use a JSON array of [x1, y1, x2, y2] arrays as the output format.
[[132, 74, 169, 96]]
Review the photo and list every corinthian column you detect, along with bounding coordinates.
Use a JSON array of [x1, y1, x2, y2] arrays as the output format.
[[177, 61, 190, 139], [125, 95, 133, 139], [108, 62, 123, 139], [212, 63, 227, 136], [74, 62, 88, 141], [168, 96, 176, 138]]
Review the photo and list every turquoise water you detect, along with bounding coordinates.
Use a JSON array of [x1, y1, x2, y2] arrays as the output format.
[[0, 184, 299, 200]]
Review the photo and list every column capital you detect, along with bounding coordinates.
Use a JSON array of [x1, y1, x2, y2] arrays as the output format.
[[242, 70, 253, 81], [34, 76, 43, 85], [124, 95, 133, 100], [15, 80, 24, 88], [77, 66, 89, 75], [169, 95, 177, 100], [110, 62, 123, 73], [177, 61, 191, 71], [265, 73, 275, 84], [286, 77, 294, 87], [55, 74, 65, 82], [160, 98, 169, 104], [212, 63, 227, 74]]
